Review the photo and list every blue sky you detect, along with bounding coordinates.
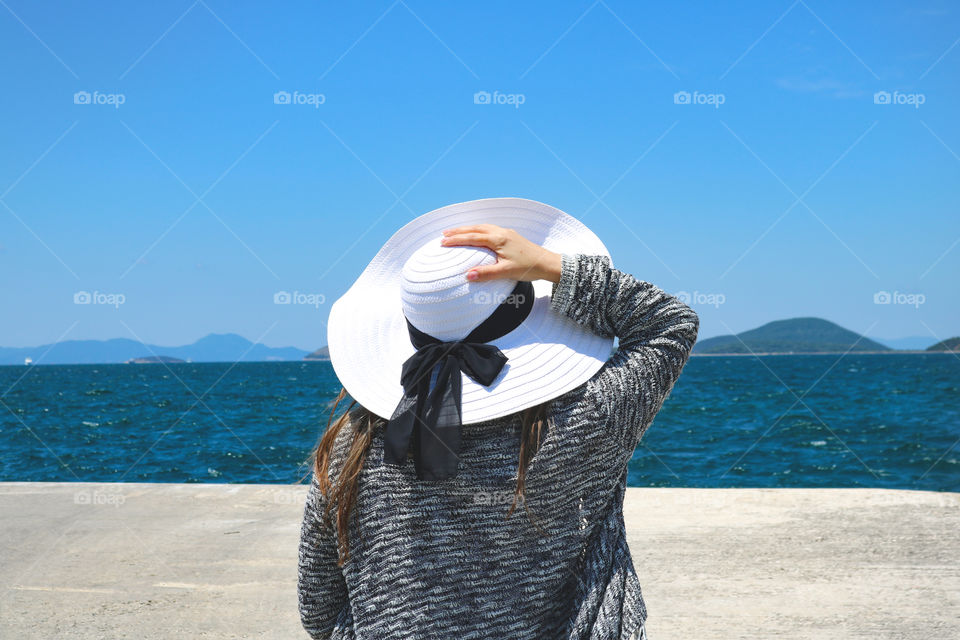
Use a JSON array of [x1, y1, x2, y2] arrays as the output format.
[[1, 0, 957, 351]]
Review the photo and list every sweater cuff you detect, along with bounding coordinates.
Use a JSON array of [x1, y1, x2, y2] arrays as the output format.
[[549, 253, 578, 317]]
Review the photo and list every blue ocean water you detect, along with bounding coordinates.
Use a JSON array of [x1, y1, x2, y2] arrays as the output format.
[[0, 355, 956, 490]]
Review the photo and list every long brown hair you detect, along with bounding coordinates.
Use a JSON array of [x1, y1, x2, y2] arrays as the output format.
[[307, 387, 551, 566]]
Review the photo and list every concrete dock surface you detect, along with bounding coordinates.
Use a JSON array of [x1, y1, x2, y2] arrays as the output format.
[[1, 483, 957, 639]]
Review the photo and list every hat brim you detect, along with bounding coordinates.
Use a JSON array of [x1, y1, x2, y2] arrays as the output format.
[[326, 197, 614, 424]]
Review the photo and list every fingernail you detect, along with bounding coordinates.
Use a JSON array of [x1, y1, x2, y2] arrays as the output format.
[[467, 270, 478, 280]]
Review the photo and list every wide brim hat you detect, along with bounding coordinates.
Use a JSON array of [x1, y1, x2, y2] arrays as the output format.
[[326, 197, 614, 424]]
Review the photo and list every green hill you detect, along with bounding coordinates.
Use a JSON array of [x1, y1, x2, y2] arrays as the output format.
[[692, 317, 892, 354], [927, 336, 960, 352]]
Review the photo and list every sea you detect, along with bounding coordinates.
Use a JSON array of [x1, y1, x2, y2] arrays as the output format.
[[0, 354, 957, 491]]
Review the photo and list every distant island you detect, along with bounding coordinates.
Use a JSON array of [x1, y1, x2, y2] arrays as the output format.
[[0, 333, 309, 366], [126, 355, 187, 364], [692, 318, 949, 355], [304, 347, 330, 361]]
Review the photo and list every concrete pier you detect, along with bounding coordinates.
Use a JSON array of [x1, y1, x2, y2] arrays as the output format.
[[1, 483, 957, 639]]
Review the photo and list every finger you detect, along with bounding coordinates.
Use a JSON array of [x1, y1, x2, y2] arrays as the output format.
[[441, 232, 494, 249], [466, 261, 510, 282]]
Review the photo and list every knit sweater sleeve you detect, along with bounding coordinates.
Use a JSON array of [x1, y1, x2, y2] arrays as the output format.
[[298, 471, 348, 640], [550, 252, 699, 473]]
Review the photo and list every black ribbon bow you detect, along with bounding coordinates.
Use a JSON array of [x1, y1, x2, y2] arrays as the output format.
[[384, 279, 534, 480]]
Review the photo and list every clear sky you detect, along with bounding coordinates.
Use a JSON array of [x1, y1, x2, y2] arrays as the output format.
[[1, 0, 957, 351]]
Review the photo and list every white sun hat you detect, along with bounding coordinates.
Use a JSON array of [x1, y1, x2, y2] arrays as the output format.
[[325, 197, 614, 479]]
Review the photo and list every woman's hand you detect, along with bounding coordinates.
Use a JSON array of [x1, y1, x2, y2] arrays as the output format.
[[440, 224, 562, 284]]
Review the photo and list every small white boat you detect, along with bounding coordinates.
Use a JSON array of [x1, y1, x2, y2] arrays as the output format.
[[24, 357, 33, 365]]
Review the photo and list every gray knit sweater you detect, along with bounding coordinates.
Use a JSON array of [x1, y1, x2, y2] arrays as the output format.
[[298, 253, 700, 639]]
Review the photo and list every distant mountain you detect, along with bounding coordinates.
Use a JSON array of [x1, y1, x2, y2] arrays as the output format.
[[927, 337, 960, 352], [692, 318, 893, 355], [874, 336, 938, 350], [0, 333, 310, 365], [304, 347, 330, 361]]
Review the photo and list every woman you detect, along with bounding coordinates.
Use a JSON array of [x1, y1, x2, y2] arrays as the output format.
[[298, 198, 699, 639]]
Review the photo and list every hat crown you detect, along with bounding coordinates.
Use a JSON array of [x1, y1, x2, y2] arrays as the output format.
[[400, 238, 519, 342]]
